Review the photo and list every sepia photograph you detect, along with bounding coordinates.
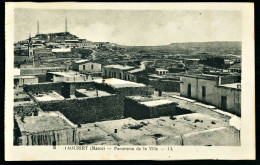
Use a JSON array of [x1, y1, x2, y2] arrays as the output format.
[[5, 2, 255, 160]]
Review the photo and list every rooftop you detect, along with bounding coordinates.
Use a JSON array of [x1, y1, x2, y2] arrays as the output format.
[[103, 65, 135, 70], [76, 89, 112, 97], [128, 68, 145, 74], [126, 96, 161, 102], [218, 83, 241, 89], [78, 113, 239, 146], [15, 111, 76, 134], [14, 75, 37, 79], [33, 91, 64, 102], [94, 78, 146, 88], [181, 73, 220, 80], [74, 59, 89, 64], [139, 100, 175, 107], [155, 68, 169, 71], [48, 71, 85, 78]]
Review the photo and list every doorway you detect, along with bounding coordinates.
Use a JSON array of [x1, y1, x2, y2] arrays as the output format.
[[221, 96, 227, 110], [188, 84, 191, 98]]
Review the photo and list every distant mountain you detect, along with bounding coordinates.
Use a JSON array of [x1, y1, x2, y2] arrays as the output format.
[[114, 41, 242, 58]]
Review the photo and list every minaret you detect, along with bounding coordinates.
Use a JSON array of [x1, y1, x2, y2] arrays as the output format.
[[28, 34, 33, 57], [37, 21, 39, 34], [65, 17, 67, 33]]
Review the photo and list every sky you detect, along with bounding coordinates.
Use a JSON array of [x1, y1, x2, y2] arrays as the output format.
[[14, 9, 242, 46]]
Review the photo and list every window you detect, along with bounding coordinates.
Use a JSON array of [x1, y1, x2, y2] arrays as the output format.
[[91, 64, 94, 69], [202, 86, 206, 98], [83, 65, 85, 70]]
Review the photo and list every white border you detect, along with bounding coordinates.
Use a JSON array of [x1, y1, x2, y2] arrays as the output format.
[[5, 2, 255, 160]]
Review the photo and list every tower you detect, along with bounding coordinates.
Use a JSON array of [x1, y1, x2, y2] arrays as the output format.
[[37, 21, 39, 34], [28, 34, 33, 57], [65, 17, 67, 33]]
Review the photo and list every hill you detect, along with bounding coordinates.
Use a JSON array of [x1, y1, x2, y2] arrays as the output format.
[[113, 41, 241, 59]]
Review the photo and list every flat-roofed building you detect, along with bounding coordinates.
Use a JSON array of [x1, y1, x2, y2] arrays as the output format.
[[94, 78, 154, 96], [102, 65, 135, 80], [155, 68, 169, 75], [215, 83, 241, 116], [180, 74, 241, 115], [14, 111, 78, 145], [124, 96, 178, 120], [46, 71, 87, 82], [14, 75, 38, 92], [72, 60, 102, 73]]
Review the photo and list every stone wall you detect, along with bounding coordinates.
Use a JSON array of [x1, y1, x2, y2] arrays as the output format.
[[124, 98, 178, 120], [36, 74, 47, 83], [20, 67, 66, 75], [24, 82, 63, 95], [149, 80, 180, 92], [94, 82, 154, 97], [14, 104, 38, 117], [124, 98, 151, 120], [61, 81, 95, 98], [115, 86, 154, 96], [38, 95, 124, 124]]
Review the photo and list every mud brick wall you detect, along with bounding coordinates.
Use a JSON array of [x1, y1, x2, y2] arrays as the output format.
[[124, 98, 150, 119], [94, 82, 117, 94], [24, 82, 63, 95], [183, 126, 240, 146], [14, 104, 38, 117], [149, 103, 177, 118], [38, 95, 124, 124], [94, 82, 154, 96], [115, 86, 154, 96], [61, 81, 95, 98], [75, 90, 87, 98], [149, 80, 180, 92]]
